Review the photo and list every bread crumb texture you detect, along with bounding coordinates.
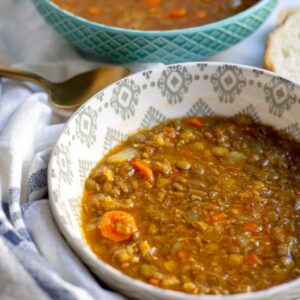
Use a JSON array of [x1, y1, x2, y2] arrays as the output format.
[[265, 9, 300, 84]]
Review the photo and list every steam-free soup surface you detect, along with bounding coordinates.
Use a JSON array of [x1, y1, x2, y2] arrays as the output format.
[[52, 0, 259, 30], [82, 116, 300, 295]]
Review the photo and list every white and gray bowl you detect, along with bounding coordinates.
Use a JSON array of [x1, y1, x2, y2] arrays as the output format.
[[48, 62, 300, 300]]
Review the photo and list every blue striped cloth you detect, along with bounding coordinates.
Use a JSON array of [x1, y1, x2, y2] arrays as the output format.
[[0, 1, 133, 298], [0, 77, 127, 300]]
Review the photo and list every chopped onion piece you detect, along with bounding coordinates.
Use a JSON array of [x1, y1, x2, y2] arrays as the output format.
[[107, 147, 139, 164]]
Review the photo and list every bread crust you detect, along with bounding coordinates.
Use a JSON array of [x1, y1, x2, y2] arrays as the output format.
[[264, 7, 300, 74], [264, 30, 277, 72], [278, 7, 300, 25]]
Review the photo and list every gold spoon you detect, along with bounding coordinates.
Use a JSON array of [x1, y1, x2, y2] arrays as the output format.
[[0, 66, 130, 111]]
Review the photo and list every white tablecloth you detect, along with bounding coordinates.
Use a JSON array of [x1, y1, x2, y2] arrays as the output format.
[[0, 0, 299, 299]]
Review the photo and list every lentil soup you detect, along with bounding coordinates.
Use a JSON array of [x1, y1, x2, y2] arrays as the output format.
[[51, 0, 259, 30], [82, 115, 300, 295]]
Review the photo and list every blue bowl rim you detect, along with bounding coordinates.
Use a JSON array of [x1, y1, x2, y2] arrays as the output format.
[[37, 0, 276, 36]]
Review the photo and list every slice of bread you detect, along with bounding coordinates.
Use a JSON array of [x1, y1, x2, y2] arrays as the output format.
[[278, 7, 300, 25], [265, 8, 300, 83]]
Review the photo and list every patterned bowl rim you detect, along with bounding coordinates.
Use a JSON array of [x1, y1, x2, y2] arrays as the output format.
[[48, 62, 300, 300], [39, 0, 276, 35]]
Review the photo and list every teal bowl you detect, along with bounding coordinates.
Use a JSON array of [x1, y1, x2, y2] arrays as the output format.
[[32, 0, 277, 64]]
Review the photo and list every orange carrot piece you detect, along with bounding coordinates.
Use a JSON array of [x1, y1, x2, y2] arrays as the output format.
[[87, 6, 101, 16], [163, 127, 177, 139], [177, 249, 188, 260], [205, 212, 225, 224], [169, 8, 187, 18], [98, 211, 136, 242], [211, 212, 225, 222], [243, 222, 258, 233], [145, 0, 161, 8], [247, 253, 261, 265], [149, 278, 160, 286], [185, 117, 203, 128], [196, 10, 208, 19], [132, 160, 155, 184]]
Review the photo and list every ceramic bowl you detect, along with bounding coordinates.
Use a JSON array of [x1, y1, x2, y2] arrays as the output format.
[[49, 62, 300, 300], [32, 0, 277, 64]]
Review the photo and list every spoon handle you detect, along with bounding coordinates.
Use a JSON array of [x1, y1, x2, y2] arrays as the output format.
[[0, 66, 51, 92]]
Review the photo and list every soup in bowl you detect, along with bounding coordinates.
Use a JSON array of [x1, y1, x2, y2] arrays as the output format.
[[50, 0, 260, 31], [32, 0, 277, 63], [48, 62, 300, 300]]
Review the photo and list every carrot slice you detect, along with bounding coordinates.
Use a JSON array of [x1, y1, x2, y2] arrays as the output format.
[[98, 211, 136, 242], [145, 0, 161, 8], [185, 117, 203, 128], [247, 253, 261, 265], [205, 212, 225, 225], [132, 160, 155, 184], [163, 127, 177, 139], [169, 8, 187, 18], [196, 10, 208, 19], [243, 222, 258, 233], [149, 278, 160, 286], [177, 249, 188, 260], [87, 6, 101, 17], [211, 212, 225, 222]]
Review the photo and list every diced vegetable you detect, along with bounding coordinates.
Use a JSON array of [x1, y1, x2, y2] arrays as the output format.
[[243, 223, 258, 233], [85, 179, 101, 192], [138, 239, 148, 254], [225, 151, 247, 165], [164, 260, 178, 273], [211, 146, 229, 157], [196, 10, 208, 19], [169, 8, 188, 18], [180, 131, 196, 141], [183, 282, 198, 293], [145, 0, 161, 8], [176, 160, 191, 170], [206, 212, 225, 224], [107, 147, 139, 164], [132, 160, 155, 184], [228, 254, 244, 267], [163, 127, 177, 139], [98, 211, 137, 242], [102, 167, 114, 181], [185, 118, 203, 128], [87, 6, 101, 16], [247, 253, 261, 265]]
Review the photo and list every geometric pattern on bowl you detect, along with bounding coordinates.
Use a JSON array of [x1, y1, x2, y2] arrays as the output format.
[[32, 0, 277, 64], [48, 62, 300, 300]]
